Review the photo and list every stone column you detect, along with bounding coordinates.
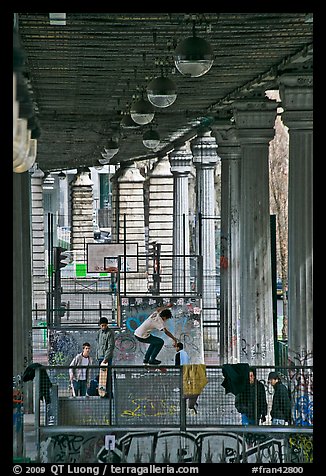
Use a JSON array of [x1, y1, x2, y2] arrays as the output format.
[[278, 72, 313, 367], [117, 162, 147, 293], [169, 143, 192, 294], [31, 166, 47, 311], [191, 129, 219, 350], [147, 155, 173, 292], [233, 95, 278, 366], [213, 126, 242, 364], [70, 169, 94, 264]]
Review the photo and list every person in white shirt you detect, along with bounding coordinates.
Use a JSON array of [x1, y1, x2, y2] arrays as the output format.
[[69, 342, 93, 396], [175, 342, 190, 365], [134, 305, 178, 365]]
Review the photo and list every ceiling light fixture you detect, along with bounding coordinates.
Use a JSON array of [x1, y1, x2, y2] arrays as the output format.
[[174, 22, 214, 78], [130, 95, 155, 125], [146, 74, 177, 108], [142, 128, 160, 149], [120, 113, 140, 130], [99, 139, 119, 164]]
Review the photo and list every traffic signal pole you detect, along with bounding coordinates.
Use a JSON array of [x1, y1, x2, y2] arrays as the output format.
[[53, 247, 62, 327], [53, 246, 70, 326]]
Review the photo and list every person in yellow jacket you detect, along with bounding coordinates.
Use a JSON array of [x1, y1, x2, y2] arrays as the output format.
[[181, 360, 208, 415]]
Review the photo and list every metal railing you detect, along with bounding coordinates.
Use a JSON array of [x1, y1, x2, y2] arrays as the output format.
[[34, 365, 313, 429], [30, 364, 313, 463]]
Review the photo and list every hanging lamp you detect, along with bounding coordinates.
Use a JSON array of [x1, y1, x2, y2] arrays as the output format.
[[142, 128, 160, 149], [146, 74, 177, 108], [174, 22, 214, 78], [99, 139, 119, 164], [120, 113, 140, 129], [130, 94, 155, 125]]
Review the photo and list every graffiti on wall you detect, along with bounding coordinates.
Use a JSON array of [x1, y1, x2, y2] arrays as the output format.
[[48, 296, 202, 367], [119, 296, 203, 365], [40, 429, 312, 464]]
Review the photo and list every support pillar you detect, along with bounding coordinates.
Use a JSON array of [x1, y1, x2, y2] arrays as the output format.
[[31, 166, 47, 311], [278, 72, 313, 367], [191, 129, 219, 352], [233, 95, 278, 366], [169, 143, 192, 294], [13, 171, 33, 455], [147, 155, 173, 292], [213, 126, 242, 363], [117, 163, 147, 293], [70, 168, 94, 264]]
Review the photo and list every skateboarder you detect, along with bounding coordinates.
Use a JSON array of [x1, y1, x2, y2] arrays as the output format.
[[134, 304, 178, 365], [96, 317, 115, 397]]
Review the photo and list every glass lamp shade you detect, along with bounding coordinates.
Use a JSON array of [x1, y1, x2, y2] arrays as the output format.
[[99, 153, 115, 165], [99, 140, 119, 164], [105, 140, 119, 157], [174, 35, 214, 77], [120, 114, 140, 129], [142, 129, 160, 149], [130, 98, 155, 125], [146, 76, 177, 108]]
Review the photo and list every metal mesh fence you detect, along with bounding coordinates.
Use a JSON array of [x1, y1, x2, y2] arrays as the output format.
[[34, 365, 313, 429]]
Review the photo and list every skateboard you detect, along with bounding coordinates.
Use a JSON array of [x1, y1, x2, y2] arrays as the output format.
[[70, 382, 76, 397], [98, 362, 108, 397]]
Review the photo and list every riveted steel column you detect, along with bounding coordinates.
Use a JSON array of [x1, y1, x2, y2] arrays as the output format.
[[233, 96, 278, 366], [279, 72, 313, 366]]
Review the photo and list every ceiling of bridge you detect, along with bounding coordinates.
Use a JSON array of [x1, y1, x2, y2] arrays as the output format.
[[15, 12, 313, 172]]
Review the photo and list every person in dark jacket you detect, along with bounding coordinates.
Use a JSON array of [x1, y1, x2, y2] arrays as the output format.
[[268, 371, 292, 425], [96, 317, 115, 397], [96, 317, 115, 366], [235, 367, 267, 425]]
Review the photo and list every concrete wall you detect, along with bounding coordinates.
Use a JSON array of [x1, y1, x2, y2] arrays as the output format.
[[39, 428, 312, 463]]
